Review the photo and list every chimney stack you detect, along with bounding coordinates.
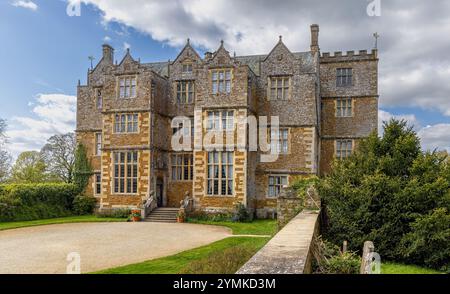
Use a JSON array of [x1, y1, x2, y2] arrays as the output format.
[[310, 24, 320, 53], [102, 44, 114, 64]]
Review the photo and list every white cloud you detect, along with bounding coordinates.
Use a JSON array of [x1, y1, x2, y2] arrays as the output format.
[[378, 110, 420, 135], [123, 42, 131, 51], [103, 36, 112, 42], [5, 94, 76, 157], [12, 0, 38, 11], [379, 110, 450, 152], [79, 0, 450, 118], [418, 124, 450, 152]]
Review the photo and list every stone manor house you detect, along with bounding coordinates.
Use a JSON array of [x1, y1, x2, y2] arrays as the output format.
[[76, 24, 378, 218]]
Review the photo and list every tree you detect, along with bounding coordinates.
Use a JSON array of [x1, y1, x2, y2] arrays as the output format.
[[318, 119, 450, 271], [73, 144, 92, 194], [0, 118, 12, 182], [41, 133, 76, 183], [11, 151, 48, 183]]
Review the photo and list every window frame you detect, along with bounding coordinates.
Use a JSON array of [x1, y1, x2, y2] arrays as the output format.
[[113, 151, 138, 195], [211, 69, 232, 94], [114, 113, 139, 134], [96, 88, 103, 110], [118, 76, 137, 99], [172, 117, 194, 137], [268, 76, 290, 100], [94, 172, 101, 196], [206, 151, 234, 196], [95, 132, 102, 156], [269, 128, 289, 154], [182, 63, 193, 74], [206, 110, 234, 131], [336, 98, 353, 117], [336, 68, 353, 87], [267, 175, 288, 198], [176, 80, 195, 104], [335, 139, 353, 159], [171, 153, 193, 181]]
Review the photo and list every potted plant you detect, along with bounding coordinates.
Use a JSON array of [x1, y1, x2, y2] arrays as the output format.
[[131, 209, 141, 222], [177, 209, 185, 223]]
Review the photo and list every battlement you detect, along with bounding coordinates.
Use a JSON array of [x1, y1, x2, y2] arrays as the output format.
[[320, 49, 378, 63]]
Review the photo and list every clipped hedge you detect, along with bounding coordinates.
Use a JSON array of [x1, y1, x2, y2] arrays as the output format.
[[0, 183, 78, 222]]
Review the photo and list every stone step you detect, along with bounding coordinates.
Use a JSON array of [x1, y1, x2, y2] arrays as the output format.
[[145, 215, 177, 220], [147, 212, 177, 216], [144, 219, 176, 223]]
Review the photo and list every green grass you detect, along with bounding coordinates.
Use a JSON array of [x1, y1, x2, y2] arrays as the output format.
[[0, 215, 126, 231], [93, 236, 269, 274], [381, 262, 444, 274], [186, 219, 277, 236]]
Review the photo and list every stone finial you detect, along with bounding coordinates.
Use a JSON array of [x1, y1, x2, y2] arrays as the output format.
[[187, 38, 190, 45], [279, 35, 283, 42], [220, 40, 224, 47]]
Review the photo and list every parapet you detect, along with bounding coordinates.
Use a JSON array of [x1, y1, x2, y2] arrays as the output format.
[[320, 49, 378, 63]]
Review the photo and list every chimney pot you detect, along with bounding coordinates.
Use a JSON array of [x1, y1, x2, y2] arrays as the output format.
[[310, 24, 320, 53], [102, 44, 114, 64]]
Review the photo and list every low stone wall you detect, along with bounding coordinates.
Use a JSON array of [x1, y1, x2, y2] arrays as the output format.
[[277, 187, 304, 229], [236, 210, 320, 274]]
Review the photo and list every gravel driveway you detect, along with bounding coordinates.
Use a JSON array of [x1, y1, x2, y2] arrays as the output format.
[[0, 222, 231, 274]]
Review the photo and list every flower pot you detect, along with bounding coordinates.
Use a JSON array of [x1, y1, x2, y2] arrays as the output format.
[[132, 216, 141, 222], [177, 216, 184, 223]]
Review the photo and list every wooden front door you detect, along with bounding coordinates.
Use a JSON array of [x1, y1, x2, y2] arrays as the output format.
[[156, 178, 164, 207]]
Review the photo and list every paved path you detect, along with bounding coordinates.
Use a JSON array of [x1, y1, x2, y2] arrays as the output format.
[[0, 222, 231, 274]]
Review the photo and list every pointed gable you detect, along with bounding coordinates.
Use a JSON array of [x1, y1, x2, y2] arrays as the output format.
[[263, 36, 296, 75], [173, 38, 201, 65], [209, 40, 233, 67], [117, 48, 139, 72]]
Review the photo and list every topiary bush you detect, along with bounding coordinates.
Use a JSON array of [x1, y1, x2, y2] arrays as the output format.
[[72, 195, 97, 215], [0, 183, 78, 221]]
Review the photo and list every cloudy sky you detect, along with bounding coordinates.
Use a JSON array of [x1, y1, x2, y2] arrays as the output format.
[[1, 0, 450, 157]]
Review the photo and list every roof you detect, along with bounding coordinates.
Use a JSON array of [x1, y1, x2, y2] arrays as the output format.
[[141, 51, 314, 77]]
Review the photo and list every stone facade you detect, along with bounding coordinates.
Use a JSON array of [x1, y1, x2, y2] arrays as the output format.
[[76, 25, 378, 217]]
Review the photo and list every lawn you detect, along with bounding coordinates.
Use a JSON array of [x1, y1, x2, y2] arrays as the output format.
[[381, 262, 444, 274], [93, 236, 269, 274], [0, 215, 126, 231], [186, 218, 277, 236]]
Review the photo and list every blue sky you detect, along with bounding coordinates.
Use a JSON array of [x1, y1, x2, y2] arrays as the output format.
[[1, 0, 450, 157]]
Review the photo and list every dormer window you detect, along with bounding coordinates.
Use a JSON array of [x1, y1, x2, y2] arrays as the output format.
[[211, 69, 231, 94], [182, 64, 193, 74], [119, 76, 137, 98]]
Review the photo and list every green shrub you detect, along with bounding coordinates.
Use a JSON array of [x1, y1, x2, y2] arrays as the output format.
[[324, 252, 361, 274], [291, 176, 318, 196], [187, 210, 232, 222], [399, 208, 450, 272], [232, 203, 252, 222], [72, 195, 97, 215], [319, 119, 450, 270], [0, 183, 78, 221], [313, 236, 361, 274], [95, 208, 130, 219], [179, 246, 255, 274]]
